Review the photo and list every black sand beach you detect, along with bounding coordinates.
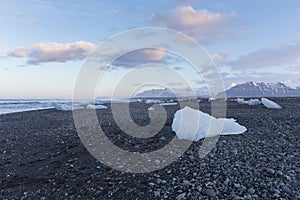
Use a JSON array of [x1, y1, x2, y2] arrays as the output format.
[[1, 98, 299, 199]]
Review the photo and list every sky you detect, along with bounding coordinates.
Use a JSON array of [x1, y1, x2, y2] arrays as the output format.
[[1, 0, 300, 98]]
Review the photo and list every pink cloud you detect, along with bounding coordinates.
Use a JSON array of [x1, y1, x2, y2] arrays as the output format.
[[113, 48, 167, 68], [118, 48, 166, 62], [6, 41, 96, 65], [152, 6, 239, 44]]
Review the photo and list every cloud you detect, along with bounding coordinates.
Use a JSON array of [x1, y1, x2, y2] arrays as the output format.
[[6, 41, 96, 65], [112, 48, 167, 68], [118, 48, 166, 62], [151, 6, 239, 44], [7, 41, 167, 68], [230, 41, 300, 69], [211, 51, 229, 63], [288, 64, 300, 71], [282, 79, 300, 89]]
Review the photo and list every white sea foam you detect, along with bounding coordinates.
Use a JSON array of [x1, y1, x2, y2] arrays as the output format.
[[54, 103, 85, 111]]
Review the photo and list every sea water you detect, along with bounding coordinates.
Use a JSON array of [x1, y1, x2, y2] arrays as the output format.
[[0, 99, 71, 115]]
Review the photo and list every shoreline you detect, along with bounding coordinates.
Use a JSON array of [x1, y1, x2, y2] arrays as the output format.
[[1, 98, 299, 199]]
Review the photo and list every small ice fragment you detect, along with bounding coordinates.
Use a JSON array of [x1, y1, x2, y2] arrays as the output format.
[[145, 99, 162, 104], [148, 107, 155, 111], [159, 102, 177, 106]]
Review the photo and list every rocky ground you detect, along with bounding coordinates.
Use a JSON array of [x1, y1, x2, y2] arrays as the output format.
[[0, 97, 299, 199]]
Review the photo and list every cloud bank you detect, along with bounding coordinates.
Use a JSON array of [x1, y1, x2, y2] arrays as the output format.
[[230, 41, 300, 69], [6, 42, 168, 67], [6, 41, 96, 65]]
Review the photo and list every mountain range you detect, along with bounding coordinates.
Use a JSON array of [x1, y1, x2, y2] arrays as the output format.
[[220, 82, 300, 97], [135, 82, 300, 98]]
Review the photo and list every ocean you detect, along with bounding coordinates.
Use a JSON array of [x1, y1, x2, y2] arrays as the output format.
[[0, 99, 71, 115]]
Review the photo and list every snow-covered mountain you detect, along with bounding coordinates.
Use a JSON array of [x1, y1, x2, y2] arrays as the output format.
[[220, 82, 300, 97], [135, 88, 209, 98], [135, 82, 300, 98]]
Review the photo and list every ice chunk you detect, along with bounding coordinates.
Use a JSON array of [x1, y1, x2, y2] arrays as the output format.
[[159, 102, 178, 106], [145, 99, 162, 104], [86, 104, 108, 110], [147, 106, 155, 111], [247, 99, 261, 106], [237, 98, 246, 105], [236, 98, 261, 106], [172, 106, 247, 141], [261, 98, 282, 109]]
